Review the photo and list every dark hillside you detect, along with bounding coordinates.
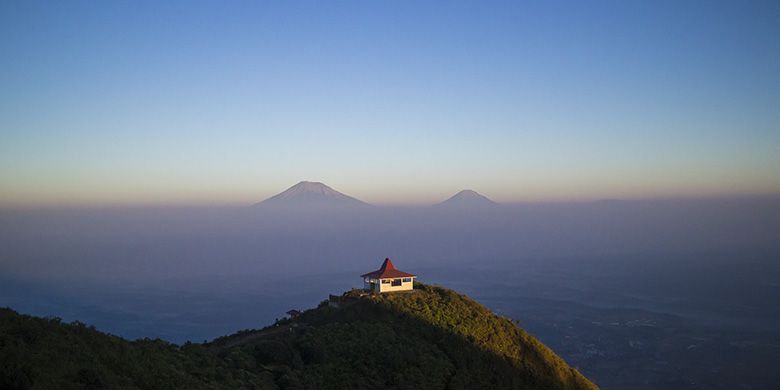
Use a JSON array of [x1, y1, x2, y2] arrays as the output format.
[[0, 308, 272, 389]]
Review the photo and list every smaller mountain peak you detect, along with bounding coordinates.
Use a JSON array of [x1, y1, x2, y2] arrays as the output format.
[[438, 189, 497, 207]]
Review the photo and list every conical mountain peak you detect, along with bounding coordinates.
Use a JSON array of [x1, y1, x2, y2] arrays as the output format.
[[255, 181, 367, 207]]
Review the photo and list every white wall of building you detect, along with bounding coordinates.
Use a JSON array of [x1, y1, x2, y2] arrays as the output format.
[[377, 277, 414, 292]]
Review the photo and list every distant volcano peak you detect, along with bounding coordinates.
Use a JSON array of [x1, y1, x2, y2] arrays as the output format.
[[453, 189, 483, 198], [438, 189, 497, 207], [255, 181, 367, 207]]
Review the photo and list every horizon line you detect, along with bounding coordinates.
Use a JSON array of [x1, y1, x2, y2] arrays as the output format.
[[2, 192, 779, 210]]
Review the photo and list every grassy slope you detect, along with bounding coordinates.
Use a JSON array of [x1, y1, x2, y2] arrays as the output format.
[[1, 283, 598, 389]]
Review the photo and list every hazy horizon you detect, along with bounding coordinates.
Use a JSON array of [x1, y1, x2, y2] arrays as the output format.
[[3, 196, 778, 281], [1, 179, 779, 209]]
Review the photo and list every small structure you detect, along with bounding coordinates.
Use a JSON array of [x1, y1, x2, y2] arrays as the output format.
[[286, 309, 301, 319], [361, 258, 416, 293]]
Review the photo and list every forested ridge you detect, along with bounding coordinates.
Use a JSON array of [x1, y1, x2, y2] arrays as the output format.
[[1, 283, 597, 389]]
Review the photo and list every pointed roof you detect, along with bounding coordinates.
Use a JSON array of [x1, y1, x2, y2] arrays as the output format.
[[361, 258, 416, 279]]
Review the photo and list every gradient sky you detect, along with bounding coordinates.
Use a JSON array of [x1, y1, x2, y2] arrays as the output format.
[[1, 0, 779, 206]]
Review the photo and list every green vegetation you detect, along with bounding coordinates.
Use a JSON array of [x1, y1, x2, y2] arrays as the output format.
[[0, 283, 598, 389]]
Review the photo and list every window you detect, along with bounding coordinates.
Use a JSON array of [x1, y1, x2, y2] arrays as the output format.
[[381, 279, 391, 284], [402, 278, 411, 283], [391, 279, 402, 286]]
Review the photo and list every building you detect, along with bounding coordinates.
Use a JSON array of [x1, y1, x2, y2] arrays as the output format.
[[286, 309, 301, 319], [361, 258, 416, 293]]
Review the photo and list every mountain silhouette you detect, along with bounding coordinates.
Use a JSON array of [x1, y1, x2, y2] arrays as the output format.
[[437, 189, 497, 207], [255, 181, 367, 207]]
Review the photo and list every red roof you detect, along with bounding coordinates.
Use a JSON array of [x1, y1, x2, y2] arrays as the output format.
[[361, 258, 416, 279]]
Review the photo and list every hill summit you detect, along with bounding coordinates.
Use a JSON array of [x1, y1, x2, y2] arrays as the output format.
[[0, 283, 597, 389], [255, 181, 367, 207]]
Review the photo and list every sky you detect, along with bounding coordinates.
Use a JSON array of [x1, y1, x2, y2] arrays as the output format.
[[1, 0, 779, 206]]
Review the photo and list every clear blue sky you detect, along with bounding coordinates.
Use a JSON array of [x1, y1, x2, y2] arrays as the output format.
[[1, 0, 778, 206]]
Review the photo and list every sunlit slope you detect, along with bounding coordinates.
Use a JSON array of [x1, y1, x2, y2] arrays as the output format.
[[211, 283, 597, 389]]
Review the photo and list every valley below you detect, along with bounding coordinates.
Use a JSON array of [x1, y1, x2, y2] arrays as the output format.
[[2, 254, 779, 389]]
